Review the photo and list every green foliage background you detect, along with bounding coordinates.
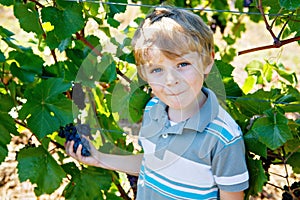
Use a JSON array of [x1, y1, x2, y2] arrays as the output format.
[[0, 0, 299, 199]]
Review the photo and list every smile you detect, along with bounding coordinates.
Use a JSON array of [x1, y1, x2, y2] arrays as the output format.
[[166, 91, 185, 96]]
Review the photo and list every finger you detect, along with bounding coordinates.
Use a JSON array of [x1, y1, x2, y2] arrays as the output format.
[[76, 143, 83, 158], [67, 140, 75, 156], [64, 140, 70, 150]]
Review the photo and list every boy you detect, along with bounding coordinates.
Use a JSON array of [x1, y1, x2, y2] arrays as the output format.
[[66, 6, 249, 200]]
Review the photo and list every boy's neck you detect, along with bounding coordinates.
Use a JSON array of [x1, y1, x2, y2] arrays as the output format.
[[167, 90, 207, 123]]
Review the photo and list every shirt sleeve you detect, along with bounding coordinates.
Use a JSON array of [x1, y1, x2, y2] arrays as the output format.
[[211, 137, 249, 192]]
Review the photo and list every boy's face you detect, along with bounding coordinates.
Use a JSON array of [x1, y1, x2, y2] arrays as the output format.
[[143, 50, 212, 111]]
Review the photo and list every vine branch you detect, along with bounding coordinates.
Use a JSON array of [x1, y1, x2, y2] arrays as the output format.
[[238, 0, 300, 55], [238, 36, 300, 55], [75, 32, 132, 83]]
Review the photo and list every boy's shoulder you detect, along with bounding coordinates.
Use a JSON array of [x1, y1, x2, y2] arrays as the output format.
[[205, 107, 243, 144], [144, 97, 160, 113]]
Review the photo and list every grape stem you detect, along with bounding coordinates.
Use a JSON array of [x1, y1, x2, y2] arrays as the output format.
[[266, 182, 284, 191]]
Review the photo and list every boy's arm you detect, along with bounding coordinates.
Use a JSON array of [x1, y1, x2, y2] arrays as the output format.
[[65, 140, 143, 176], [220, 190, 244, 200]]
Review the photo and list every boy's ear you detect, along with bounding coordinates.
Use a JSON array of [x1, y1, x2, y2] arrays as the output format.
[[204, 51, 215, 74]]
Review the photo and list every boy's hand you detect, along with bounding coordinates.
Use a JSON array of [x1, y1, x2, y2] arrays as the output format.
[[65, 139, 101, 167]]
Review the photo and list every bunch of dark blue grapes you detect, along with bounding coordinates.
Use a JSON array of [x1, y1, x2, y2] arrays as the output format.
[[127, 175, 138, 197], [282, 181, 300, 200], [58, 123, 91, 157]]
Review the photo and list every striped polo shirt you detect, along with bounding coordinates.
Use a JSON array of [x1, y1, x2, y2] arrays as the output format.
[[136, 88, 249, 200]]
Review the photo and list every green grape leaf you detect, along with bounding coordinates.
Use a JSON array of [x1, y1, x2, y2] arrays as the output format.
[[0, 50, 5, 62], [245, 158, 268, 198], [10, 62, 35, 83], [251, 109, 293, 150], [212, 0, 229, 10], [234, 0, 244, 11], [205, 64, 226, 104], [0, 94, 17, 164], [107, 0, 127, 18], [17, 145, 66, 196], [242, 75, 257, 95], [279, 0, 300, 10], [18, 78, 73, 139], [263, 0, 282, 15], [214, 60, 242, 97], [98, 54, 117, 83], [78, 53, 117, 87], [65, 49, 85, 67], [288, 9, 300, 34], [235, 89, 280, 117], [61, 162, 81, 178], [14, 2, 44, 35], [273, 64, 297, 84], [9, 50, 44, 83], [107, 17, 121, 28], [111, 82, 150, 123], [0, 0, 14, 6], [262, 63, 273, 82], [58, 38, 71, 52], [244, 130, 267, 158], [248, 6, 261, 22], [129, 84, 151, 122], [41, 4, 84, 41], [0, 26, 14, 38], [83, 1, 100, 16], [245, 60, 263, 78], [64, 167, 111, 199], [286, 152, 300, 173]]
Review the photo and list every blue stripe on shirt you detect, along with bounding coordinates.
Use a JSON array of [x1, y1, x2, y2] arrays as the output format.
[[139, 165, 219, 199]]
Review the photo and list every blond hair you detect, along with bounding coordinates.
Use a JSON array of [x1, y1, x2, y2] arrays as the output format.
[[131, 6, 214, 80]]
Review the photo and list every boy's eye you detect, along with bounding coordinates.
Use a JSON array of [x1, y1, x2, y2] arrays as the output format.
[[150, 68, 162, 73], [177, 62, 190, 68]]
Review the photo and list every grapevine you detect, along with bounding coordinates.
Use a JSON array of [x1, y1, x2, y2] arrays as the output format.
[[0, 0, 299, 199]]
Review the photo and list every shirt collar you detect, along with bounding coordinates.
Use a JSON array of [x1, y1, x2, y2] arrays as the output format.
[[148, 87, 219, 133], [185, 87, 219, 132]]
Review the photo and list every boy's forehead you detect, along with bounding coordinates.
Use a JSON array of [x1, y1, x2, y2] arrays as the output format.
[[144, 49, 199, 64]]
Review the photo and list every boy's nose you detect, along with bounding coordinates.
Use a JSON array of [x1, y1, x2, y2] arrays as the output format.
[[165, 69, 179, 86]]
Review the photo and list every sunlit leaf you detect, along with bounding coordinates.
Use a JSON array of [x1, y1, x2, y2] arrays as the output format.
[[251, 109, 293, 150], [41, 3, 84, 45], [14, 2, 43, 35], [18, 78, 73, 139], [242, 75, 257, 94]]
